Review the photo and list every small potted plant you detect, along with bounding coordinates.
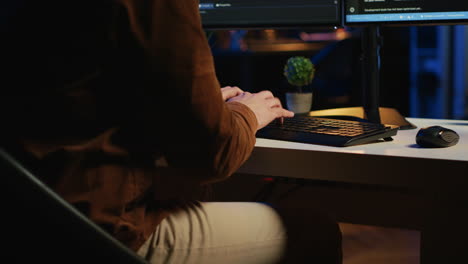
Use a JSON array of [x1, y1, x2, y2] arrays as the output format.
[[283, 56, 316, 114]]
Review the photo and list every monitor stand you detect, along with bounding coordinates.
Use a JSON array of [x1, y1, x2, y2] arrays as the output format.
[[310, 25, 417, 130]]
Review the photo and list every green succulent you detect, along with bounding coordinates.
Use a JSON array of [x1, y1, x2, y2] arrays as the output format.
[[283, 56, 315, 93]]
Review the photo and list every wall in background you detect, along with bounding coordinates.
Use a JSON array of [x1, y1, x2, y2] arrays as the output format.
[[409, 25, 468, 120]]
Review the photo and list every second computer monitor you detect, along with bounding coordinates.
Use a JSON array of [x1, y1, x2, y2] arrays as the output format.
[[200, 0, 342, 29], [345, 0, 468, 24]]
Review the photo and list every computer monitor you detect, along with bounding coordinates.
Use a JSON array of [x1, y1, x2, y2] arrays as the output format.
[[345, 0, 468, 25], [198, 1, 391, 125], [199, 0, 342, 29]]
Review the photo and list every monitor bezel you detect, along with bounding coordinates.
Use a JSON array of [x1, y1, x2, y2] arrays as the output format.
[[200, 0, 344, 30]]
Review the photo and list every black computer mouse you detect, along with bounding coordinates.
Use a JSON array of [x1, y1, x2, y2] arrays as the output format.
[[416, 126, 460, 148]]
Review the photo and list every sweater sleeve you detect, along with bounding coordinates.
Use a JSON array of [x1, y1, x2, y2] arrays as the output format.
[[118, 0, 258, 184]]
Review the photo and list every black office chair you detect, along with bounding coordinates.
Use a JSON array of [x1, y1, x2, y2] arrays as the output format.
[[1, 148, 148, 263]]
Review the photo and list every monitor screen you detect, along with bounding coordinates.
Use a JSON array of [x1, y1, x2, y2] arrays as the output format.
[[345, 0, 468, 24], [200, 0, 342, 29]]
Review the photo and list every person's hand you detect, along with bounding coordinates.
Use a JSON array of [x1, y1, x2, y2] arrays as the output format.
[[228, 90, 294, 130], [221, 86, 244, 101]]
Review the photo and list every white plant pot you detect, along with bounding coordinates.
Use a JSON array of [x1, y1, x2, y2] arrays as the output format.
[[285, 92, 313, 114]]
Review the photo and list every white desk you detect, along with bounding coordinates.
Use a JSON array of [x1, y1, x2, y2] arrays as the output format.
[[239, 118, 468, 189], [237, 118, 468, 264]]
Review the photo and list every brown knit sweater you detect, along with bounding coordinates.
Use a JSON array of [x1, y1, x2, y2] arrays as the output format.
[[2, 0, 257, 251]]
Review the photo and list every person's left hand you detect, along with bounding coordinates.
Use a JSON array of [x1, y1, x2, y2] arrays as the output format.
[[221, 86, 244, 101]]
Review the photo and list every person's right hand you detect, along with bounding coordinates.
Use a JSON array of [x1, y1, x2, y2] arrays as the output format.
[[228, 90, 294, 130]]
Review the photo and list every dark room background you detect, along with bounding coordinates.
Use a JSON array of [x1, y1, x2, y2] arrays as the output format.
[[208, 26, 468, 120]]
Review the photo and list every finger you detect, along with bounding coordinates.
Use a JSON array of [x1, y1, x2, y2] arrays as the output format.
[[230, 87, 244, 97], [222, 87, 244, 100], [276, 99, 292, 124], [283, 109, 295, 117], [282, 109, 295, 117], [220, 86, 232, 93], [268, 98, 292, 118], [231, 86, 243, 94], [267, 97, 282, 108], [272, 107, 294, 118], [258, 90, 274, 99], [221, 86, 238, 91]]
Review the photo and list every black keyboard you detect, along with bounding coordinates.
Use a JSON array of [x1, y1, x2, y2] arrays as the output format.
[[256, 116, 399, 147]]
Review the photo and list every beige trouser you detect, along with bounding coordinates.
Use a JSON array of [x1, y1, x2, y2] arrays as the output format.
[[137, 202, 287, 264]]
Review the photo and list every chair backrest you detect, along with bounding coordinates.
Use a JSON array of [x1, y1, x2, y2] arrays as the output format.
[[1, 148, 148, 263]]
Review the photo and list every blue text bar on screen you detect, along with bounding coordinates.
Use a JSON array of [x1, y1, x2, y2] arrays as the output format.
[[199, 3, 215, 10], [347, 11, 468, 22]]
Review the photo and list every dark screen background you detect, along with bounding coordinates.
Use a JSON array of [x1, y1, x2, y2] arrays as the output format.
[[200, 0, 341, 28]]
